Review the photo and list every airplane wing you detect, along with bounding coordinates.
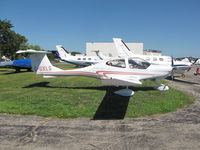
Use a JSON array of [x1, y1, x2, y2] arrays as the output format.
[[0, 61, 13, 67], [103, 75, 142, 85], [173, 65, 191, 71], [113, 76, 142, 85]]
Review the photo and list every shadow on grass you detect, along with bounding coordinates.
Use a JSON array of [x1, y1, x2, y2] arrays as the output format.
[[0, 68, 15, 73], [92, 86, 156, 120], [0, 69, 11, 72], [166, 77, 200, 85], [24, 82, 155, 120], [3, 71, 28, 75], [0, 68, 31, 74], [93, 87, 130, 120], [24, 81, 108, 91], [24, 82, 155, 92]]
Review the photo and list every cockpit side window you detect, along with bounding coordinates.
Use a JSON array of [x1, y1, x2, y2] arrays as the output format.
[[106, 59, 126, 68], [128, 58, 150, 69], [145, 57, 150, 61], [159, 58, 164, 61], [153, 57, 157, 61]]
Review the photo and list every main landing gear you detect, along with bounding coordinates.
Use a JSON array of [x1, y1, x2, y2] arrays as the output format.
[[114, 87, 134, 97], [114, 82, 169, 97]]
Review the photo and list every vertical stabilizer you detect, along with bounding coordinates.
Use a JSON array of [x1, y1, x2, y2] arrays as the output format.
[[94, 50, 107, 60], [113, 38, 134, 57], [16, 50, 62, 74], [56, 45, 70, 60]]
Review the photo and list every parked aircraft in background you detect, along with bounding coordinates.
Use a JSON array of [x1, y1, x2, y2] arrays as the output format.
[[195, 59, 200, 65], [55, 45, 103, 66], [0, 58, 31, 72], [114, 38, 174, 65], [17, 50, 172, 96], [113, 38, 192, 79]]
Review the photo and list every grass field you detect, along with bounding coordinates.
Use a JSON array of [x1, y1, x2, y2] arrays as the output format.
[[0, 63, 195, 119]]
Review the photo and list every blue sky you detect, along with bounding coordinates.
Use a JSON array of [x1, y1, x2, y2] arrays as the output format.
[[1, 0, 200, 57]]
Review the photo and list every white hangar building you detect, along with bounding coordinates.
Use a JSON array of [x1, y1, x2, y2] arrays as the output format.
[[86, 42, 144, 57]]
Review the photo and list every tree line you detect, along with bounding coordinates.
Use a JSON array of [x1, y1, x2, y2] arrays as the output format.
[[0, 19, 42, 60]]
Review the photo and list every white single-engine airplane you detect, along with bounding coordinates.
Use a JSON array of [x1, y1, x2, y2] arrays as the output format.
[[17, 50, 172, 96]]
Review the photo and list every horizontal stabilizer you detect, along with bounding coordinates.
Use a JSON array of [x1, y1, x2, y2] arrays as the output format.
[[16, 50, 50, 54]]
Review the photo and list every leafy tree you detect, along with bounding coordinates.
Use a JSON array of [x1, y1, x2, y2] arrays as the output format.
[[0, 19, 27, 59], [27, 44, 42, 50], [71, 51, 81, 56], [16, 44, 43, 59], [19, 43, 43, 50]]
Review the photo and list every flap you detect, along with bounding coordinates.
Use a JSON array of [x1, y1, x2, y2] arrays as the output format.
[[112, 76, 142, 85]]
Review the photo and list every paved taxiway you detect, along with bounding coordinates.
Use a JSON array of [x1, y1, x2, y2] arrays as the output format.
[[0, 67, 200, 150]]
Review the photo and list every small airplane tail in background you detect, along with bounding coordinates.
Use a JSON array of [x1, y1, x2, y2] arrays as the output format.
[[93, 50, 107, 60], [113, 38, 135, 57], [56, 45, 70, 60], [17, 50, 62, 75]]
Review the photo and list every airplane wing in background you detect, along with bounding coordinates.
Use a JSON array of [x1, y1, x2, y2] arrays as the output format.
[[173, 65, 191, 71], [0, 61, 13, 67]]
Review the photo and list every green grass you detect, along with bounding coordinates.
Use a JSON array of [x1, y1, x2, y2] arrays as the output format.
[[0, 65, 195, 119]]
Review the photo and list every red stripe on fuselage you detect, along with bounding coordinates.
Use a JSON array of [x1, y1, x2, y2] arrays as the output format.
[[38, 70, 157, 78], [95, 71, 156, 77]]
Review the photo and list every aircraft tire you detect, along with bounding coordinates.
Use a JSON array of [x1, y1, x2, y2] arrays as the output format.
[[15, 68, 20, 72]]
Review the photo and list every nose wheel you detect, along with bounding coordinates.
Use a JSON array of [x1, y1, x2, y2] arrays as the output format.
[[152, 79, 169, 91], [156, 84, 169, 91]]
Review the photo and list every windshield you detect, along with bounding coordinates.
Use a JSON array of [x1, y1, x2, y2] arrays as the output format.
[[128, 58, 150, 69]]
